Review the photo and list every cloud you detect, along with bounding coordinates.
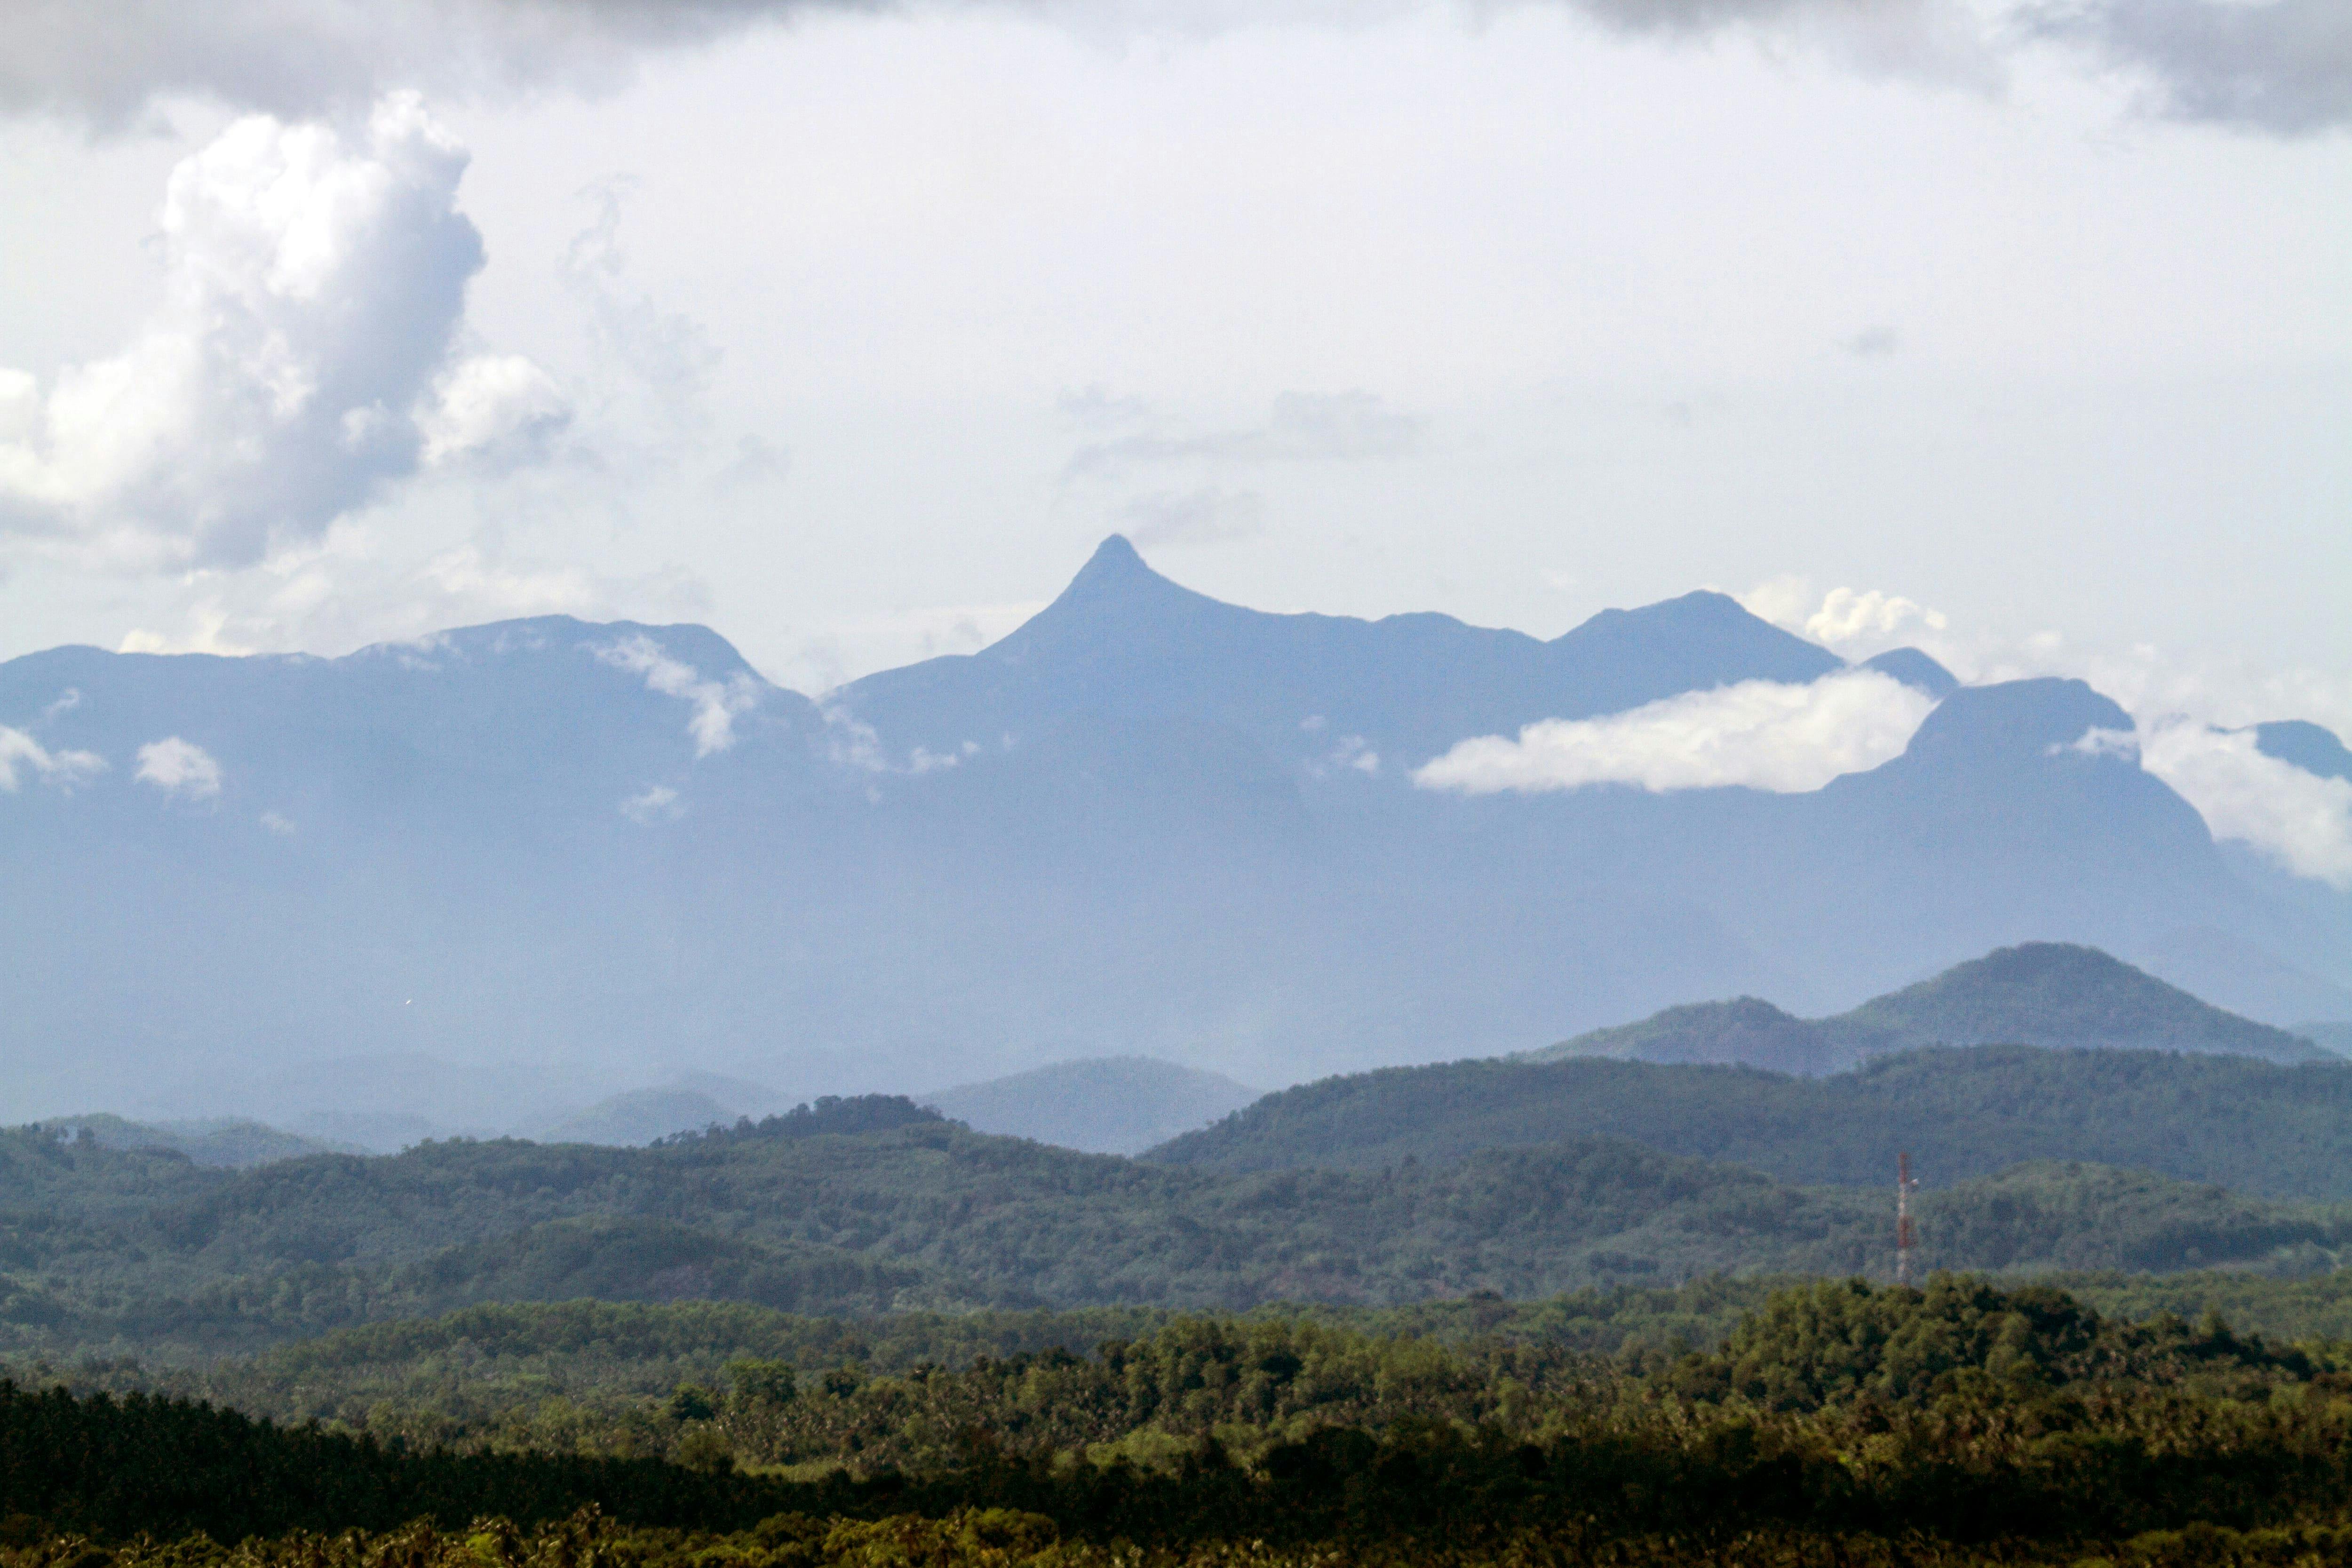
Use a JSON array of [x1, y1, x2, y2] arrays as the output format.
[[0, 95, 562, 572], [1564, 0, 2003, 89], [418, 355, 571, 470], [135, 737, 224, 798], [0, 0, 1999, 129], [2029, 0, 2352, 135], [1414, 669, 1936, 795], [2118, 719, 2352, 887], [110, 538, 710, 660], [1738, 578, 1950, 658], [0, 727, 107, 792], [620, 783, 683, 822], [19, 0, 2337, 140], [1116, 487, 1266, 549], [0, 0, 877, 128], [595, 635, 762, 756], [1804, 586, 1948, 649], [1067, 391, 1423, 477], [1843, 325, 1900, 357], [564, 179, 724, 448]]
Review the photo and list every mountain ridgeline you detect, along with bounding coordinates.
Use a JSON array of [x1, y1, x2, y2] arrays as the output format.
[[1532, 942, 2328, 1075], [1147, 946, 2352, 1185], [4, 537, 2348, 1121]]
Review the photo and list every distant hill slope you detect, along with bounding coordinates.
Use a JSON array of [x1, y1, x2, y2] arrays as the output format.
[[532, 1089, 735, 1147], [1145, 1043, 2352, 1201], [38, 1114, 350, 1168], [921, 1057, 1262, 1154], [2305, 1023, 2352, 1058], [1532, 943, 2325, 1073], [5, 1098, 2343, 1357]]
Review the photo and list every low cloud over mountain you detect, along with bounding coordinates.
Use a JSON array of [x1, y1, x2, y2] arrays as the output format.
[[4, 541, 2346, 1124]]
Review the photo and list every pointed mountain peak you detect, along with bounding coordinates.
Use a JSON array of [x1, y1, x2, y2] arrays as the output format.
[[1057, 534, 1166, 599]]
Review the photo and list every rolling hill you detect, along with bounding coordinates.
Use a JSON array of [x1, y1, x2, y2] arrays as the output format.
[[5, 1095, 2341, 1358], [1147, 1040, 2352, 1200], [1531, 942, 2325, 1073]]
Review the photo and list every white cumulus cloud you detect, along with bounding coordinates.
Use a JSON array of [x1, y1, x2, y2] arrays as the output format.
[[1414, 669, 1936, 796], [419, 354, 571, 469], [135, 737, 224, 798], [2127, 720, 2352, 888], [0, 728, 107, 793], [596, 635, 761, 756], [0, 94, 562, 572], [1738, 577, 1949, 658], [1805, 587, 1948, 650]]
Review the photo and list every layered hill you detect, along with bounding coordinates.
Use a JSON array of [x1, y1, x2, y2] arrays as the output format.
[[1531, 943, 2326, 1074], [1148, 1039, 2352, 1199], [4, 1097, 2340, 1358], [5, 538, 2348, 1114]]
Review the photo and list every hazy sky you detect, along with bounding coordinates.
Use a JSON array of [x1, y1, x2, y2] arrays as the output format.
[[0, 0, 2347, 733]]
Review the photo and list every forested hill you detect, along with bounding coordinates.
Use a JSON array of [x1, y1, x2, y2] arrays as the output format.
[[4, 1097, 2344, 1357], [1145, 1044, 2352, 1196], [1528, 943, 2327, 1074]]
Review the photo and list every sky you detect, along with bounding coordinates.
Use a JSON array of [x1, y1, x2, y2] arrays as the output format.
[[0, 0, 2347, 743]]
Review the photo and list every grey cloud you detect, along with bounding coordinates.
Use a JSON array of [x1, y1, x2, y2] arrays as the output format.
[[2029, 0, 2352, 135], [1056, 384, 1153, 430], [0, 0, 882, 128], [2, 0, 1994, 130], [1068, 391, 1423, 477], [1843, 325, 1900, 357]]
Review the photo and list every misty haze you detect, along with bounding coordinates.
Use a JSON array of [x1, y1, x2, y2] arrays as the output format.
[[1, 2, 2349, 1564]]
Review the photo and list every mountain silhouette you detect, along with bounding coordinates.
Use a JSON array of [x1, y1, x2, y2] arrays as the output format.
[[2, 541, 2345, 1117], [1534, 942, 2325, 1073]]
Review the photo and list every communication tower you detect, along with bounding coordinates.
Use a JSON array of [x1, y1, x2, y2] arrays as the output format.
[[1895, 1151, 1919, 1286]]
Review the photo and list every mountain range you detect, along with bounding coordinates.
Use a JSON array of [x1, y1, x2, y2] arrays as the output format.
[[1532, 942, 2328, 1075], [3, 537, 2347, 1120]]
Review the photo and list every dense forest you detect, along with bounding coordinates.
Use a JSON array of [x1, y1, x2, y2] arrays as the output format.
[[1150, 1043, 2352, 1194], [32, 1271, 2352, 1465], [13, 1278, 2352, 1566], [7, 1096, 2349, 1358]]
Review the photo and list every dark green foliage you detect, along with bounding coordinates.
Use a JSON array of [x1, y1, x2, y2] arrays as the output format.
[[1148, 1043, 2352, 1200], [29, 1512, 2352, 1568], [16, 1281, 2352, 1554], [8, 1105, 2352, 1360], [1658, 1274, 2306, 1410]]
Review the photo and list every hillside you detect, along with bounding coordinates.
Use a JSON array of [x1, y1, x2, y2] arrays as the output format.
[[920, 1057, 1262, 1154], [1146, 1042, 2352, 1201], [36, 1114, 351, 1168], [1532, 942, 2325, 1073], [82, 1266, 2352, 1452], [4, 1097, 2341, 1358]]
